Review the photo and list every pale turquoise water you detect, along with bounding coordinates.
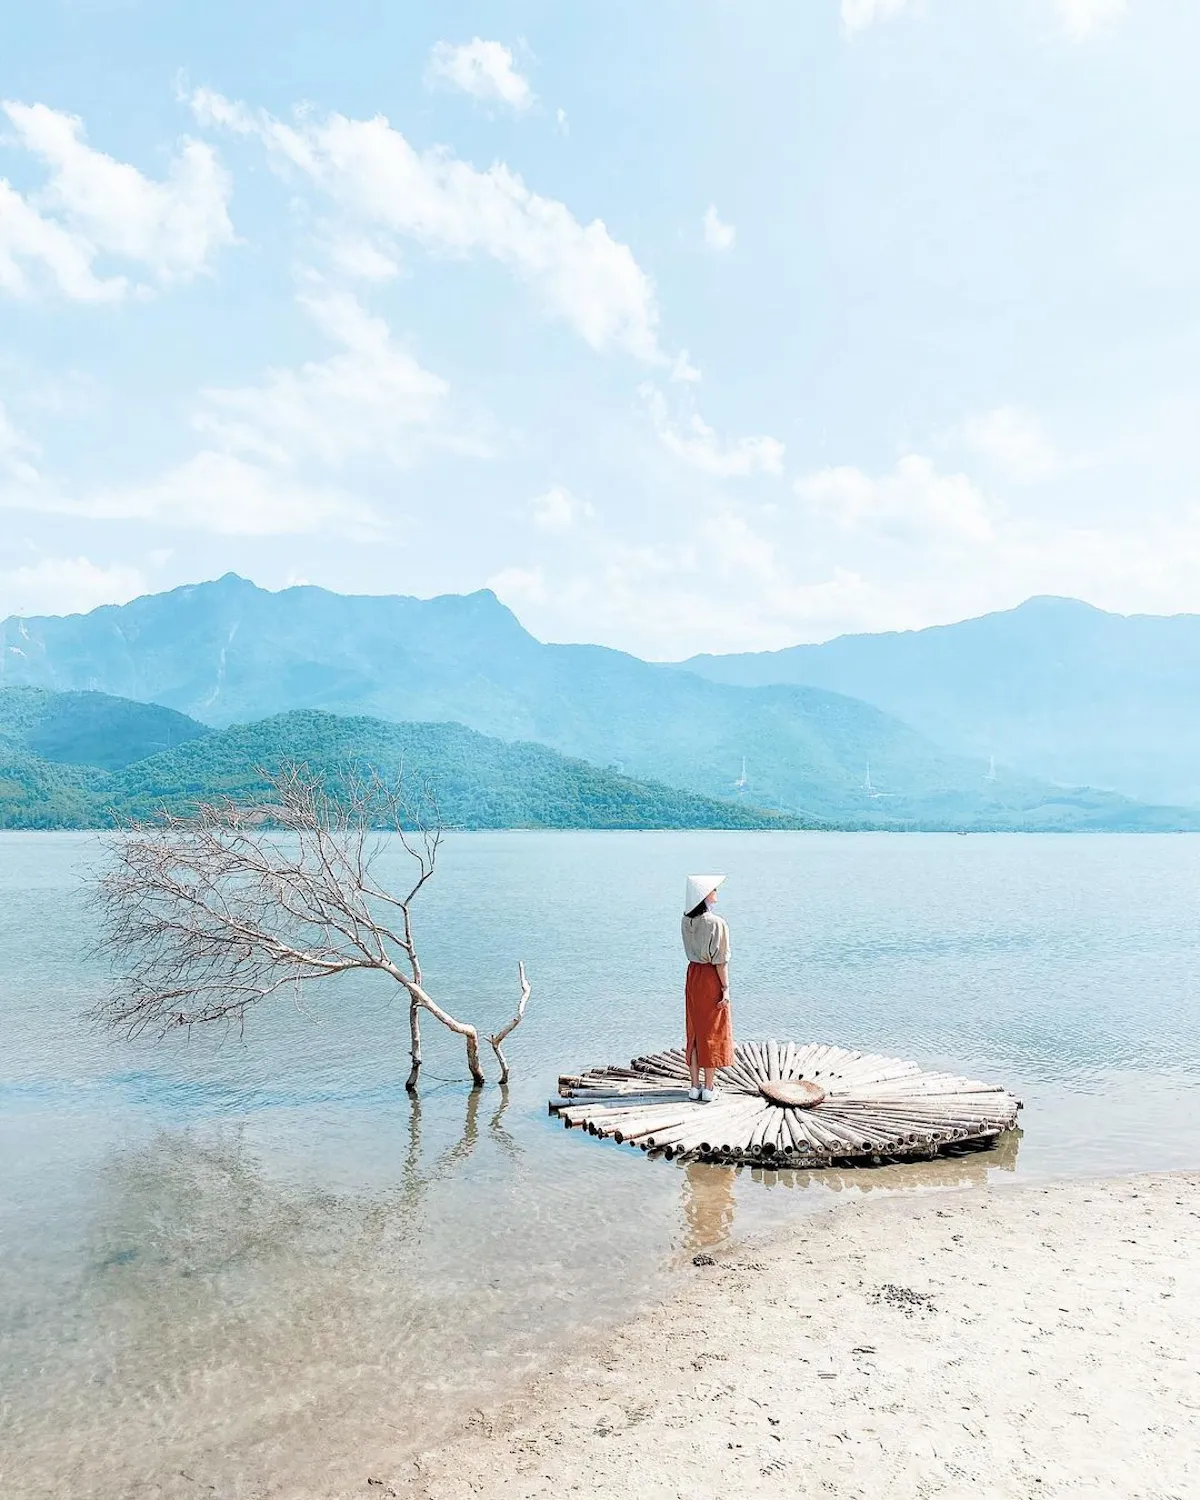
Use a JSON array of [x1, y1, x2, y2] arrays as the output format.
[[2, 831, 1199, 1498]]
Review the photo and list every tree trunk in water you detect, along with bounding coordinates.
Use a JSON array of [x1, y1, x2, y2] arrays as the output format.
[[464, 1028, 484, 1089], [406, 998, 423, 1092]]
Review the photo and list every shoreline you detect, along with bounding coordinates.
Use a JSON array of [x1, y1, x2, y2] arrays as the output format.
[[362, 1169, 1198, 1500]]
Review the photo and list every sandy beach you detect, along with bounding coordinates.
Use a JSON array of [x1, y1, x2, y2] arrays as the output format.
[[364, 1170, 1198, 1500]]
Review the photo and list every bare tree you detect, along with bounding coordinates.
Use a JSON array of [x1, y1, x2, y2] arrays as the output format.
[[93, 764, 530, 1091]]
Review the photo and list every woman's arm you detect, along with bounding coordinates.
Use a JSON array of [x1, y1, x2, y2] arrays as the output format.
[[712, 917, 730, 1003]]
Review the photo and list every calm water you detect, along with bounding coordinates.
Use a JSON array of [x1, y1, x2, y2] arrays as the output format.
[[2, 831, 1199, 1498]]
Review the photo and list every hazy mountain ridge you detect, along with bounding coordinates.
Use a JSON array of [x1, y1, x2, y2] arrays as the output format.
[[681, 596, 1200, 806], [2, 577, 1193, 829]]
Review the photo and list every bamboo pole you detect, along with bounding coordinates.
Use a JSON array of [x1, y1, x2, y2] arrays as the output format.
[[719, 1055, 763, 1094], [836, 1098, 1011, 1118], [715, 1100, 773, 1153], [806, 1113, 891, 1154], [634, 1052, 691, 1079], [558, 1092, 689, 1115], [784, 1109, 824, 1158], [787, 1042, 824, 1074], [801, 1043, 840, 1077], [792, 1112, 850, 1156], [748, 1109, 777, 1153], [616, 1113, 691, 1145]]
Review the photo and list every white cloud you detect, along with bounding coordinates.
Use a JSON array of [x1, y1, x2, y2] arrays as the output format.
[[0, 289, 454, 536], [529, 485, 594, 534], [92, 450, 374, 536], [0, 403, 40, 485], [0, 556, 146, 617], [1056, 0, 1126, 39], [841, 0, 917, 35], [842, 0, 1124, 39], [0, 444, 372, 537], [480, 437, 1200, 657], [795, 453, 995, 544], [0, 178, 125, 301], [190, 88, 663, 362], [702, 205, 736, 252], [327, 233, 400, 282], [427, 39, 534, 113], [0, 101, 234, 300], [196, 288, 449, 468], [486, 530, 886, 658], [670, 350, 702, 384], [555, 108, 569, 136], [960, 407, 1059, 482], [699, 512, 777, 580], [486, 563, 548, 606], [642, 386, 785, 478]]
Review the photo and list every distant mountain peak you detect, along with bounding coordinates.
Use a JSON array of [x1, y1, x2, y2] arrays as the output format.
[[1009, 595, 1106, 616]]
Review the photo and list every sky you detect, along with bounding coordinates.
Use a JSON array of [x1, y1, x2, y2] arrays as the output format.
[[2, 0, 1199, 657]]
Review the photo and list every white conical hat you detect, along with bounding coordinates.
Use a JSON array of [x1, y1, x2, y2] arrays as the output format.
[[684, 873, 726, 912]]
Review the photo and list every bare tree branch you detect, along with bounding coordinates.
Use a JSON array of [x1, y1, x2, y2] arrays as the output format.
[[92, 764, 530, 1090], [488, 962, 531, 1088]]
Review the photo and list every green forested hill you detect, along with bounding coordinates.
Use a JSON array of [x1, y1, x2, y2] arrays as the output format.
[[103, 711, 813, 829], [0, 686, 210, 770], [0, 748, 107, 829], [0, 705, 814, 831]]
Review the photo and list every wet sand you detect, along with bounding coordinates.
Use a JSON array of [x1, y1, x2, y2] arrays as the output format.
[[370, 1170, 1198, 1500]]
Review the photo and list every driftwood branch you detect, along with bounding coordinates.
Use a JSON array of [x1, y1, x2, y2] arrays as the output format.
[[92, 763, 530, 1090], [488, 961, 531, 1087]]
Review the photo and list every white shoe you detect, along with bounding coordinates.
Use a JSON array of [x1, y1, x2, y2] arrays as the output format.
[[687, 1086, 702, 1102], [699, 1087, 717, 1103]]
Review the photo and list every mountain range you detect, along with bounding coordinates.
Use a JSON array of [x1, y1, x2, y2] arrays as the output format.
[[1, 576, 1196, 830], [682, 596, 1200, 807]]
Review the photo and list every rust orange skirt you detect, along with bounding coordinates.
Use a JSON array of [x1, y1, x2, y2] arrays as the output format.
[[685, 962, 734, 1070]]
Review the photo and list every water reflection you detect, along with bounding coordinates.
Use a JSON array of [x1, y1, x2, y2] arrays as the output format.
[[680, 1160, 738, 1252], [669, 1128, 1020, 1267], [744, 1125, 1022, 1193], [403, 1085, 520, 1190]]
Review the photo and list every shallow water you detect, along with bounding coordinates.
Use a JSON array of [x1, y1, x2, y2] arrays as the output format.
[[2, 830, 1199, 1497]]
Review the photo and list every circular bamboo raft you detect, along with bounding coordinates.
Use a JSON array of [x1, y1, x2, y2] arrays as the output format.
[[551, 1041, 1021, 1167]]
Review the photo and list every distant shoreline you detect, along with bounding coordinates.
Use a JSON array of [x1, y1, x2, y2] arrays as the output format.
[[2, 822, 1199, 835]]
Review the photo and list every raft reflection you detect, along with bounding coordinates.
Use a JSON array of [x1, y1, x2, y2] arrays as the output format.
[[747, 1123, 1023, 1192], [676, 1127, 1023, 1259]]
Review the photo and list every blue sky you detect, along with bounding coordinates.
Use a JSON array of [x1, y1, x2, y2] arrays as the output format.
[[2, 0, 1198, 655]]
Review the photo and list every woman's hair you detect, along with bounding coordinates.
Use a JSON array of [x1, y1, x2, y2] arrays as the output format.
[[685, 899, 710, 920]]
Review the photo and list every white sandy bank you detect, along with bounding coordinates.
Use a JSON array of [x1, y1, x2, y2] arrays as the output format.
[[362, 1171, 1198, 1500]]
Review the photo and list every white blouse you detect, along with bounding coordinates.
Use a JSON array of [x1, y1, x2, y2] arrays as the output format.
[[681, 910, 731, 966]]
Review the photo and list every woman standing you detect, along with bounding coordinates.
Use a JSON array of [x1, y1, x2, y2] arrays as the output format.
[[681, 874, 734, 1102]]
